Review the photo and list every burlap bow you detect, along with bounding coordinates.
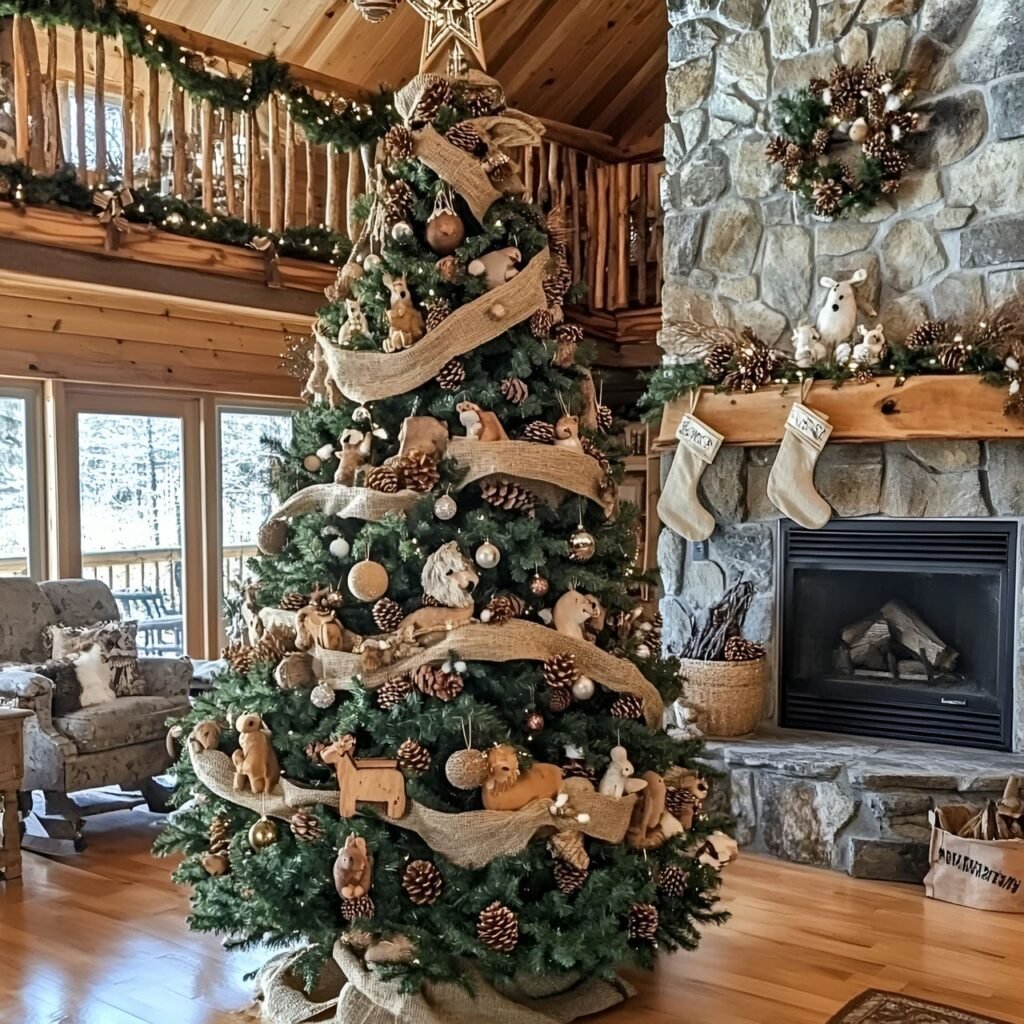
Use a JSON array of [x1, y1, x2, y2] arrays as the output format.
[[249, 234, 282, 287], [93, 186, 135, 251]]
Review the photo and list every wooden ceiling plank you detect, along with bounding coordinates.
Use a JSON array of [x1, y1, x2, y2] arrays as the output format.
[[587, 15, 667, 135]]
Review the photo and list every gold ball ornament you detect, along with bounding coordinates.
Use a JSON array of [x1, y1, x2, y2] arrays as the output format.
[[445, 748, 490, 790], [248, 816, 278, 849], [475, 541, 501, 569], [348, 559, 389, 602], [425, 211, 466, 255], [303, 454, 323, 473], [568, 525, 597, 563], [529, 573, 550, 598]]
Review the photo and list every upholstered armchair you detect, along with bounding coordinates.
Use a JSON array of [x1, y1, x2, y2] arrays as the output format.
[[0, 578, 191, 852]]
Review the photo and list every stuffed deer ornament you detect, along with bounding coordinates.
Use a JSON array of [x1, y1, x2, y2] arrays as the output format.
[[792, 324, 828, 368], [815, 268, 873, 351]]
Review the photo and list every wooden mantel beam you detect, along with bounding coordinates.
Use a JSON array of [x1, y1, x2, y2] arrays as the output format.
[[655, 376, 1024, 450]]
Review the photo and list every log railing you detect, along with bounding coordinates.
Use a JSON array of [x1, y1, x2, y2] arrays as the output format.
[[0, 14, 663, 311]]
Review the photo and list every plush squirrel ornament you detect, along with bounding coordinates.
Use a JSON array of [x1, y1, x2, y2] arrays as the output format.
[[457, 401, 509, 442], [333, 834, 373, 899], [468, 247, 521, 291], [381, 272, 425, 352], [231, 712, 280, 794]]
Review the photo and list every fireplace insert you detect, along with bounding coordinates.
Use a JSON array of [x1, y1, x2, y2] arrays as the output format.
[[779, 519, 1017, 751]]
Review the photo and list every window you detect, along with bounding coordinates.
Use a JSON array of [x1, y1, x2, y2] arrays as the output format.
[[219, 408, 293, 643], [67, 86, 124, 180], [0, 395, 31, 577]]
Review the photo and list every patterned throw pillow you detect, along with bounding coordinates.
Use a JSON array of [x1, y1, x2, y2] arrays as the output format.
[[48, 620, 146, 697]]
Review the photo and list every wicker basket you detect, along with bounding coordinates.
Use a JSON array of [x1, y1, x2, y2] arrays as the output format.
[[678, 656, 766, 738]]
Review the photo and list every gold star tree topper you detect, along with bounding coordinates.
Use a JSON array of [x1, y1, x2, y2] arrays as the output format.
[[405, 0, 512, 72]]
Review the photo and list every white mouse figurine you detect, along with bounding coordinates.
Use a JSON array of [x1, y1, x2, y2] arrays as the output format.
[[791, 324, 828, 368], [815, 268, 874, 351], [850, 323, 887, 367]]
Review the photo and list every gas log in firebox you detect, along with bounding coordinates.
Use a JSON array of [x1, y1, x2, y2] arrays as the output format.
[[780, 520, 1017, 751]]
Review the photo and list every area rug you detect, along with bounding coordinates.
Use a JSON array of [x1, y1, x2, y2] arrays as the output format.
[[827, 990, 1012, 1024]]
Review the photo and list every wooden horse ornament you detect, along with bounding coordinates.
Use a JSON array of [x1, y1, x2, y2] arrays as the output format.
[[320, 734, 407, 819]]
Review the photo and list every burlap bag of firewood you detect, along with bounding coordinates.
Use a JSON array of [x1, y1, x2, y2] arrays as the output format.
[[924, 777, 1024, 913], [257, 939, 634, 1024]]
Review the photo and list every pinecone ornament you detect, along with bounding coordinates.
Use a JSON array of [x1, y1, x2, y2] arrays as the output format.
[[445, 122, 487, 156], [341, 895, 375, 921], [481, 594, 526, 624], [581, 437, 610, 473], [548, 688, 573, 713], [289, 811, 325, 843], [628, 903, 659, 942], [862, 132, 890, 159], [279, 592, 309, 611], [521, 420, 556, 444], [366, 464, 401, 493], [384, 179, 414, 224], [412, 78, 453, 126], [664, 786, 687, 821], [811, 126, 832, 154], [812, 178, 844, 218], [764, 135, 787, 163], [395, 449, 440, 493], [937, 339, 970, 371], [397, 738, 431, 774], [480, 478, 537, 517], [477, 902, 519, 952], [500, 377, 529, 405], [383, 124, 414, 161], [403, 859, 444, 905], [412, 664, 464, 701], [529, 308, 555, 338], [658, 866, 688, 897], [222, 641, 256, 674], [373, 597, 404, 633], [553, 859, 588, 895], [611, 694, 644, 720], [436, 358, 466, 391], [906, 319, 947, 350], [880, 148, 908, 177], [703, 342, 735, 383], [722, 332, 783, 393], [562, 759, 596, 784], [543, 653, 578, 690], [596, 404, 614, 432], [424, 297, 452, 332], [377, 675, 414, 710], [209, 815, 231, 856], [436, 255, 464, 283], [724, 636, 766, 661]]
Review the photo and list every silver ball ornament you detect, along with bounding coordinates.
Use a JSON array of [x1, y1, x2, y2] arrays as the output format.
[[571, 676, 595, 701], [391, 220, 414, 242], [475, 541, 501, 569], [329, 537, 351, 559], [569, 525, 597, 563], [434, 494, 457, 520], [310, 682, 336, 708], [362, 253, 382, 271]]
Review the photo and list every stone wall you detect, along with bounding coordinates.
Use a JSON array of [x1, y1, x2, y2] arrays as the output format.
[[662, 0, 1024, 349]]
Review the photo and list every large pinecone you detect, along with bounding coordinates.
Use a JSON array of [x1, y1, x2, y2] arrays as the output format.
[[658, 866, 688, 897], [596, 404, 614, 432], [553, 859, 588, 895], [724, 636, 765, 662], [209, 815, 231, 856], [937, 340, 970, 372], [279, 591, 309, 611], [704, 342, 735, 383], [500, 377, 529, 405], [373, 597, 404, 633], [611, 694, 644, 720], [548, 688, 573, 713], [289, 811, 325, 843], [722, 332, 783, 393], [397, 738, 431, 774], [403, 859, 444, 905], [424, 297, 452, 333], [395, 449, 440, 493], [383, 123, 413, 161], [445, 122, 487, 156], [812, 178, 844, 218], [480, 478, 537, 517], [906, 319, 947, 350], [481, 594, 526, 624], [366, 464, 401, 493], [412, 664, 464, 701], [222, 641, 256, 674], [765, 135, 787, 163], [544, 262, 574, 307], [436, 358, 466, 391], [384, 179, 414, 224], [529, 308, 555, 338], [628, 902, 659, 942], [543, 653, 578, 690], [376, 675, 413, 710], [341, 895, 375, 921], [412, 78, 453, 127], [521, 420, 556, 444], [477, 902, 519, 952]]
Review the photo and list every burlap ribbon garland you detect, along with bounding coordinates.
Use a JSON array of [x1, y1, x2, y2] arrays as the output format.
[[448, 437, 616, 517], [320, 247, 550, 404], [257, 940, 633, 1024], [318, 619, 665, 727], [412, 124, 504, 224]]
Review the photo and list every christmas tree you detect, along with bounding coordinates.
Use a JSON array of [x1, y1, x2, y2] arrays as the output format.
[[157, 51, 727, 1023]]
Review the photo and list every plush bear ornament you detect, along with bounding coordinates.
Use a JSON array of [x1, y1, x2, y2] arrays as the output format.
[[815, 268, 874, 350], [333, 834, 374, 899], [231, 713, 280, 794]]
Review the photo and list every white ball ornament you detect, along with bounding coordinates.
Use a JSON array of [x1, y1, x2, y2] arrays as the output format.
[[362, 253, 382, 272], [571, 676, 595, 701], [474, 541, 501, 569], [329, 537, 351, 559], [310, 683, 336, 708], [434, 494, 457, 520], [391, 220, 414, 242]]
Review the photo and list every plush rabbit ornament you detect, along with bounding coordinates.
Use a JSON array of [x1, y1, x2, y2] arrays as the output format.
[[381, 273, 425, 352], [815, 268, 874, 351], [338, 297, 369, 347], [846, 323, 887, 368], [598, 745, 648, 799], [792, 324, 828, 369]]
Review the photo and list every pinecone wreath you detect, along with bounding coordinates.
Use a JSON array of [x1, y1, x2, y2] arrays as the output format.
[[480, 478, 537, 517], [553, 859, 588, 895], [481, 594, 526, 624], [376, 675, 413, 710], [905, 319, 947, 350], [341, 895, 375, 921], [403, 859, 444, 905], [724, 636, 766, 662], [395, 449, 440, 493], [366, 464, 401, 493], [611, 694, 644, 720], [412, 664, 464, 701], [383, 124, 413, 161], [279, 591, 309, 611], [500, 377, 529, 405], [436, 358, 466, 391], [397, 738, 431, 774], [521, 420, 556, 444], [543, 653, 578, 690], [289, 811, 325, 843], [627, 903, 659, 942], [658, 866, 689, 897], [477, 901, 519, 952], [373, 597, 404, 633]]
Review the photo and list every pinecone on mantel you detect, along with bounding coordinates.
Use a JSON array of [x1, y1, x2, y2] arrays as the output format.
[[477, 901, 519, 952]]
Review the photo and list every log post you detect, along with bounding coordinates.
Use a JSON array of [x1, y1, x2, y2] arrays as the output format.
[[223, 108, 236, 216], [584, 156, 598, 312], [44, 25, 63, 171], [325, 144, 340, 232], [346, 149, 360, 240], [304, 136, 317, 226], [636, 161, 648, 306], [200, 99, 214, 212], [594, 162, 609, 310], [11, 14, 29, 165], [73, 28, 87, 180], [147, 65, 160, 186], [523, 145, 535, 203], [93, 33, 106, 182], [267, 94, 283, 233], [537, 141, 549, 206], [569, 150, 581, 284], [121, 46, 134, 185], [171, 84, 187, 196], [251, 106, 264, 226], [615, 160, 630, 309], [547, 142, 560, 211], [283, 105, 295, 228], [242, 111, 254, 223]]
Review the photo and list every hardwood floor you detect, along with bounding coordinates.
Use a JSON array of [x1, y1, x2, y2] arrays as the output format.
[[2, 808, 1023, 1024]]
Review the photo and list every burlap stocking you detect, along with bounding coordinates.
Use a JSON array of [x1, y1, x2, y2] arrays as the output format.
[[657, 406, 724, 542], [766, 401, 834, 529]]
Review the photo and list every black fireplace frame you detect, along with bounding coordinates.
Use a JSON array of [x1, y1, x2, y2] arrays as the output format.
[[779, 519, 1017, 751]]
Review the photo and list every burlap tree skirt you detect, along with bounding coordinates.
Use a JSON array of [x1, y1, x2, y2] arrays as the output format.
[[257, 940, 634, 1024]]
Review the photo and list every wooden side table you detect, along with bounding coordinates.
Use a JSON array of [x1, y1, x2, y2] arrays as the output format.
[[0, 708, 33, 881]]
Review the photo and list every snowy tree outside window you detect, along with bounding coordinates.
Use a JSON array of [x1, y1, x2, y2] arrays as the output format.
[[0, 397, 30, 575]]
